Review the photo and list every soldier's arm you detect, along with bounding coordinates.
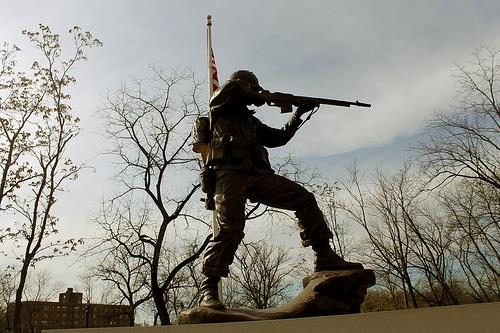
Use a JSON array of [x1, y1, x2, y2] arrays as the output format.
[[256, 102, 317, 148], [255, 114, 303, 148]]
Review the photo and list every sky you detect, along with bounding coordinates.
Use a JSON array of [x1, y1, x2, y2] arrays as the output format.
[[2, 0, 500, 292]]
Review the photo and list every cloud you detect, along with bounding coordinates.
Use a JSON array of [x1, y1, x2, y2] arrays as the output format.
[[287, 61, 455, 156]]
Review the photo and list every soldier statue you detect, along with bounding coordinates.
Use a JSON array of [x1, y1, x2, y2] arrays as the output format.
[[192, 70, 363, 310]]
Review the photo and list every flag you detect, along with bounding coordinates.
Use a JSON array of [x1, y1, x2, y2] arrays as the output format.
[[210, 48, 219, 95], [207, 15, 219, 100]]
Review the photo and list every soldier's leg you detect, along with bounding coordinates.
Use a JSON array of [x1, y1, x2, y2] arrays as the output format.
[[201, 170, 248, 308], [249, 172, 363, 271], [249, 172, 331, 246]]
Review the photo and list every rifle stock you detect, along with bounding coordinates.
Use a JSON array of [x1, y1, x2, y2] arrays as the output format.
[[259, 91, 371, 113]]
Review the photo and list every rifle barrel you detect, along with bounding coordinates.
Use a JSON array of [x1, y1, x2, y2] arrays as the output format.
[[295, 95, 371, 108]]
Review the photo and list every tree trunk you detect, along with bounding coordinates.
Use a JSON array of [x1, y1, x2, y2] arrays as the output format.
[[13, 261, 30, 333], [128, 308, 135, 326], [152, 290, 170, 325], [151, 272, 170, 325]]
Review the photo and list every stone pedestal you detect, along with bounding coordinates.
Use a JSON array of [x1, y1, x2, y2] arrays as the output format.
[[177, 269, 375, 324]]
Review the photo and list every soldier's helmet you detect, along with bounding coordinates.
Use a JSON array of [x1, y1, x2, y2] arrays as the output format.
[[228, 70, 263, 91]]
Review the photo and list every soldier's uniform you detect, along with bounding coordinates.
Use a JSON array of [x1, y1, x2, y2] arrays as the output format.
[[196, 70, 362, 309]]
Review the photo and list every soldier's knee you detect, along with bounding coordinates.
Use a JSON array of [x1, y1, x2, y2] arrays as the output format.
[[296, 191, 319, 212], [214, 221, 245, 244]]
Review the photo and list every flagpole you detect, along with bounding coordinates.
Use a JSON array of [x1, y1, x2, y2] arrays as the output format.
[[206, 14, 222, 297], [207, 15, 214, 100], [206, 14, 219, 236]]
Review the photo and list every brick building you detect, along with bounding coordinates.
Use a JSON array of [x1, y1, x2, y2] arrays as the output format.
[[8, 288, 132, 333]]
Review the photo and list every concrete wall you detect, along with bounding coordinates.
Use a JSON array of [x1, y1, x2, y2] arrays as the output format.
[[44, 302, 500, 333]]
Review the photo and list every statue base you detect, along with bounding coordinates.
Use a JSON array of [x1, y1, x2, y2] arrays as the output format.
[[177, 269, 375, 324]]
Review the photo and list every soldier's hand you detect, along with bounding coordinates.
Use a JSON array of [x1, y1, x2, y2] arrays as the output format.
[[250, 90, 267, 107], [296, 102, 319, 117]]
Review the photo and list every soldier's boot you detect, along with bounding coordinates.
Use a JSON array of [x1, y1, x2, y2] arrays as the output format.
[[199, 276, 225, 310], [313, 243, 364, 272]]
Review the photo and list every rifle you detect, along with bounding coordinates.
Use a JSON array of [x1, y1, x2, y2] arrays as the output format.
[[258, 90, 371, 113]]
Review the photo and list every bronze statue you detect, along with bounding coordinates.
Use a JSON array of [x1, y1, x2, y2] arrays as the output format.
[[193, 70, 364, 310]]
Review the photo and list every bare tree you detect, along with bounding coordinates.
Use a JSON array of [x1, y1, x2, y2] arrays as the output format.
[[418, 47, 500, 191], [313, 182, 354, 258], [78, 273, 97, 304], [87, 197, 211, 325], [0, 267, 16, 331], [440, 179, 499, 301], [0, 25, 101, 333], [92, 229, 151, 327], [99, 69, 210, 325], [406, 201, 460, 306], [415, 47, 499, 304], [162, 244, 207, 320], [78, 273, 118, 306], [226, 241, 298, 309], [22, 269, 63, 302], [336, 159, 497, 309], [84, 198, 155, 326], [338, 163, 420, 308], [365, 165, 459, 307]]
